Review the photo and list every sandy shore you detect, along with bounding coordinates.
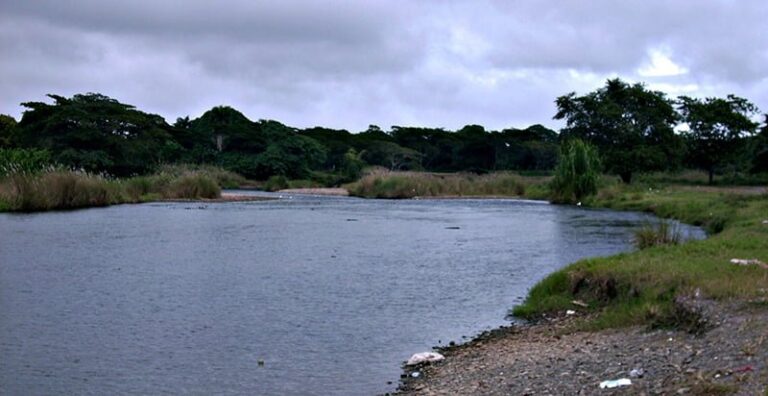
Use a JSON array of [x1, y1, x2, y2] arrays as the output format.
[[397, 300, 768, 395], [276, 187, 350, 196]]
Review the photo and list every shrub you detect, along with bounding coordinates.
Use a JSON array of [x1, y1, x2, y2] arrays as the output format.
[[0, 148, 53, 175], [164, 174, 220, 199], [550, 139, 601, 204], [263, 175, 289, 191]]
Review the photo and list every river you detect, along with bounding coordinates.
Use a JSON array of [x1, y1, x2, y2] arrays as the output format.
[[0, 192, 704, 395]]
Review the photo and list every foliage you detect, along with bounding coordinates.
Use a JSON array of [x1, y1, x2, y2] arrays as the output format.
[[555, 78, 683, 183], [15, 93, 177, 176], [550, 139, 601, 203], [0, 148, 53, 175], [263, 175, 289, 192], [0, 114, 17, 147], [677, 95, 760, 184], [633, 221, 682, 249]]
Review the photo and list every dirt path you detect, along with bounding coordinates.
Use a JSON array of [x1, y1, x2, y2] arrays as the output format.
[[397, 301, 768, 395]]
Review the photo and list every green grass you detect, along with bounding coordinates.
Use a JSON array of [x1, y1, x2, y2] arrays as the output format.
[[345, 170, 547, 199], [513, 183, 768, 331]]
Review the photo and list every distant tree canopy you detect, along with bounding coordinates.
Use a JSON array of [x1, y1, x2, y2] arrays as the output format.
[[555, 78, 684, 183], [677, 95, 759, 184], [14, 93, 175, 176], [4, 85, 766, 184]]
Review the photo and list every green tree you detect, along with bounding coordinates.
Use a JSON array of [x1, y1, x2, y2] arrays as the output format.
[[0, 114, 17, 148], [677, 95, 759, 184], [16, 93, 176, 176], [555, 78, 683, 183], [752, 115, 768, 173], [550, 139, 601, 203]]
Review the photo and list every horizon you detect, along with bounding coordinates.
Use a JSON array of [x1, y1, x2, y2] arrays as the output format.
[[2, 1, 767, 132]]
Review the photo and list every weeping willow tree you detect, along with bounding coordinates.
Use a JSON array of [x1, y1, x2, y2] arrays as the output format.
[[550, 139, 601, 204]]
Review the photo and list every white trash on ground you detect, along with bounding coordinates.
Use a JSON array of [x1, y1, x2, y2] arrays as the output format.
[[599, 378, 632, 389], [406, 352, 445, 366]]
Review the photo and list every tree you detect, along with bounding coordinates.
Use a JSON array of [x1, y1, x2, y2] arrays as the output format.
[[752, 115, 768, 173], [677, 95, 759, 184], [16, 93, 176, 176], [555, 78, 683, 183], [550, 139, 601, 203], [0, 114, 17, 147]]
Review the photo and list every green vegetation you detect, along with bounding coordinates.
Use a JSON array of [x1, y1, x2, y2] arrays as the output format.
[[633, 221, 681, 249], [549, 139, 600, 204], [346, 170, 545, 199], [513, 184, 768, 332], [0, 165, 234, 212], [2, 79, 766, 190], [555, 79, 683, 184]]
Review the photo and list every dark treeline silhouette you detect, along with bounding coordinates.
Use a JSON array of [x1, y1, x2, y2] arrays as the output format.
[[1, 78, 766, 184]]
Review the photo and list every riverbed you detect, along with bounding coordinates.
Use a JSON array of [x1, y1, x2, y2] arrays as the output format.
[[0, 192, 704, 395]]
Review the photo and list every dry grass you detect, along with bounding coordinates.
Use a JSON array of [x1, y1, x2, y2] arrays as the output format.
[[346, 170, 546, 199]]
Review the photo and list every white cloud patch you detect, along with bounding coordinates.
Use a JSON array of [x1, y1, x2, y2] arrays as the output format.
[[638, 47, 688, 77]]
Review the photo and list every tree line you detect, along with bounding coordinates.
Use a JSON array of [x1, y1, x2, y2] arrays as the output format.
[[1, 78, 766, 184]]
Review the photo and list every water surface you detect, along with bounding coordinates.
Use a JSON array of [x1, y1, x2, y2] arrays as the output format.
[[0, 193, 703, 395]]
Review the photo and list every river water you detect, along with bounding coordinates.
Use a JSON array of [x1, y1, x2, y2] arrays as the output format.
[[0, 192, 704, 395]]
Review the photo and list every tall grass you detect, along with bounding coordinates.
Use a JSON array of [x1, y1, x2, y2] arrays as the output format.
[[633, 221, 682, 249], [0, 165, 235, 212], [346, 170, 541, 198]]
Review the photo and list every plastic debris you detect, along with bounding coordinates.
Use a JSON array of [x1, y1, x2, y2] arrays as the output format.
[[566, 310, 576, 315], [411, 371, 421, 378], [406, 352, 445, 366], [734, 365, 754, 373], [629, 368, 645, 378], [572, 300, 589, 308], [730, 258, 768, 269], [599, 378, 632, 389]]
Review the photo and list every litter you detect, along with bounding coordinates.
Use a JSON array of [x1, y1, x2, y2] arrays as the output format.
[[566, 310, 576, 315], [734, 365, 754, 373], [599, 378, 631, 389], [629, 368, 644, 378], [730, 258, 768, 269], [411, 371, 421, 378], [406, 352, 445, 366], [572, 300, 589, 308]]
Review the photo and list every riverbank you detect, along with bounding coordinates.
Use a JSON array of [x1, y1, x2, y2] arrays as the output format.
[[399, 300, 768, 395], [396, 184, 768, 395]]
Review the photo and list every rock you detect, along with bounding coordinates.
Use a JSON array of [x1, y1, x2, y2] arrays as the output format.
[[406, 352, 445, 366]]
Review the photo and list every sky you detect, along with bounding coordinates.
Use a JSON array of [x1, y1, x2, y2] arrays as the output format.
[[1, 1, 766, 132]]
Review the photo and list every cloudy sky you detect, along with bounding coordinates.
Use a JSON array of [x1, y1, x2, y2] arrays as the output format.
[[1, 1, 766, 131]]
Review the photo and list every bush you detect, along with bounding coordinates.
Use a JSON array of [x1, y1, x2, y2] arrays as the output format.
[[263, 175, 289, 191], [0, 148, 53, 175], [164, 174, 220, 199], [550, 139, 601, 204]]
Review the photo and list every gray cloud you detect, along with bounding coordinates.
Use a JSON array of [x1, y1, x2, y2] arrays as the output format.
[[1, 1, 766, 131]]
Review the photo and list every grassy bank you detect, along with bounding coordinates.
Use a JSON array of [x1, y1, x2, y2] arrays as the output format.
[[345, 170, 550, 199], [513, 183, 768, 331], [0, 165, 245, 212]]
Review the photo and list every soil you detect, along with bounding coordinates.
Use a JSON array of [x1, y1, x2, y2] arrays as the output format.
[[396, 300, 768, 395]]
